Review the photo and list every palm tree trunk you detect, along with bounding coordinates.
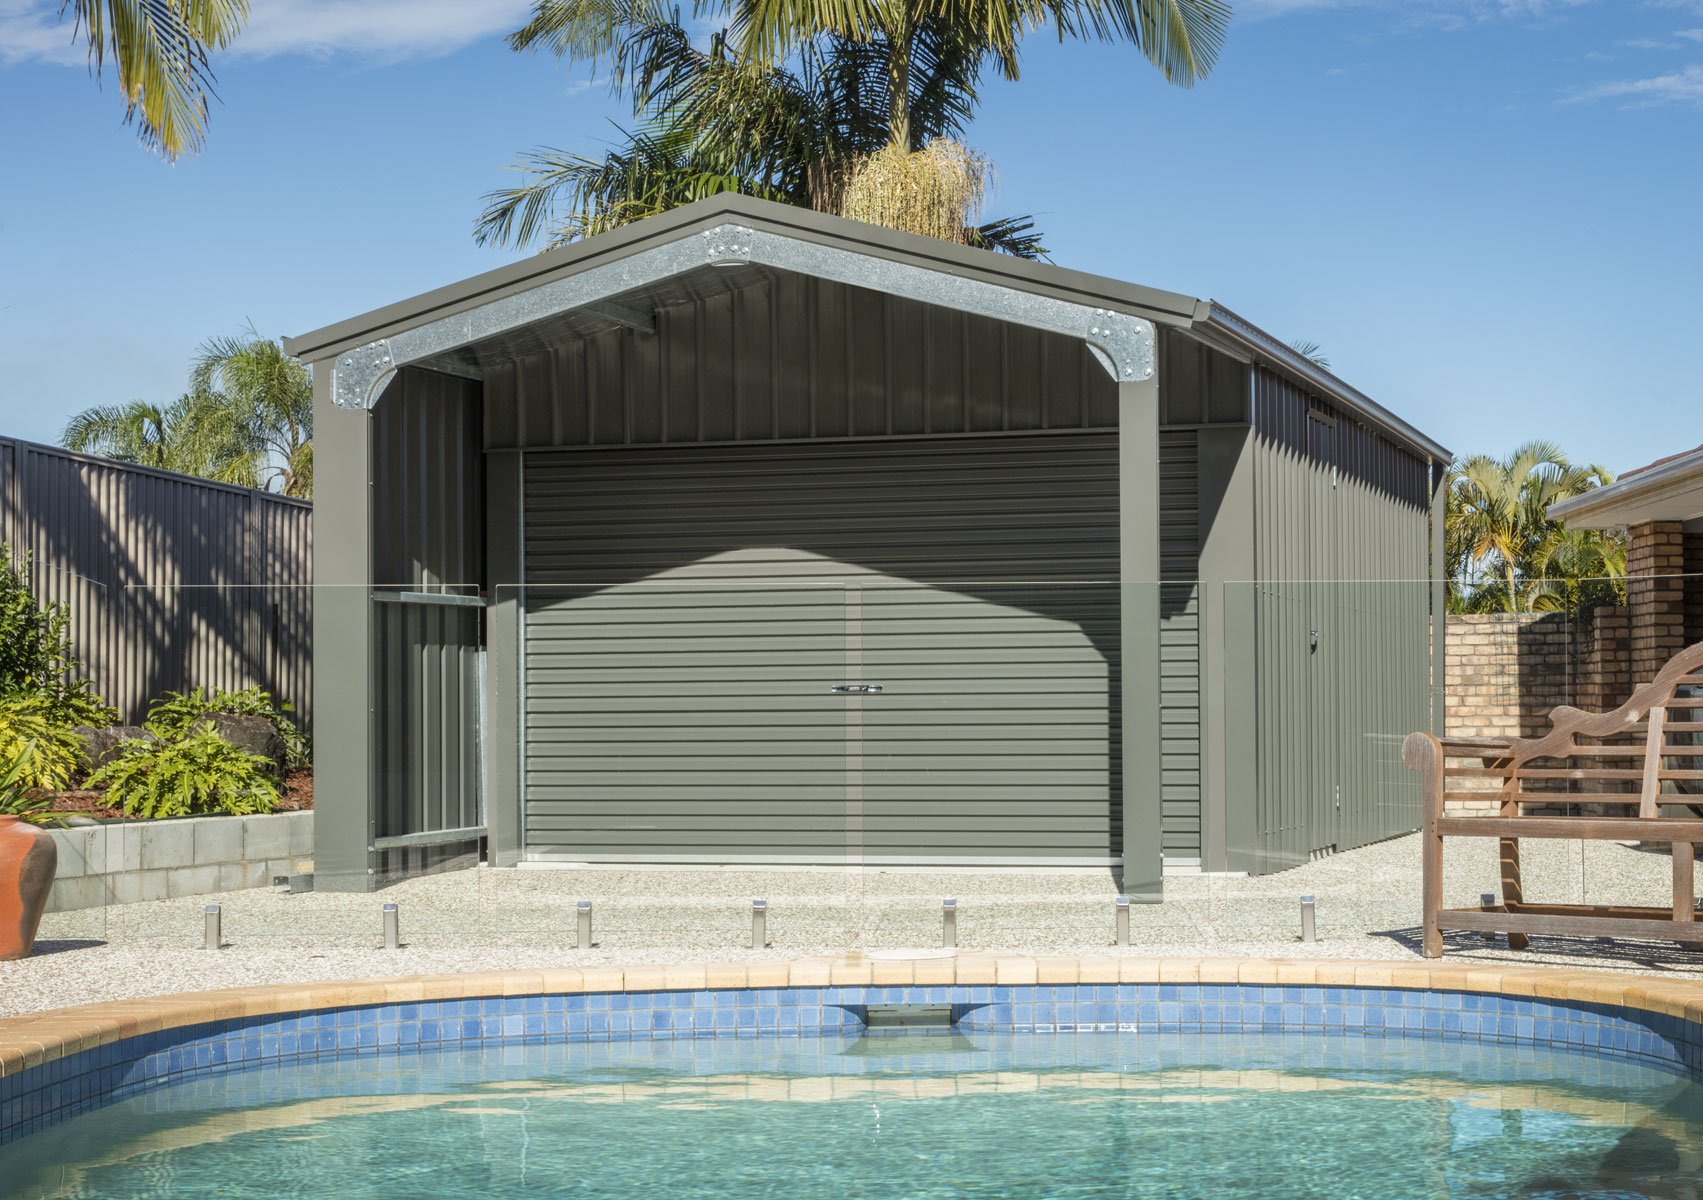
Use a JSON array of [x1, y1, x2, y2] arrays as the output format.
[[886, 12, 913, 151]]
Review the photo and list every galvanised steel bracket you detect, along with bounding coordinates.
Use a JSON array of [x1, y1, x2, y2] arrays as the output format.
[[331, 224, 1156, 410]]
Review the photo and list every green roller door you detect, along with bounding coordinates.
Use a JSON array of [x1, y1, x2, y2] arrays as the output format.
[[520, 433, 1121, 865]]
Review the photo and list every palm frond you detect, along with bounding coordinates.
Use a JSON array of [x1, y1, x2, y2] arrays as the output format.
[[968, 213, 1048, 259], [64, 0, 248, 159]]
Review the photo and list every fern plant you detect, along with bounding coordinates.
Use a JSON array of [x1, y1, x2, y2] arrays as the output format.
[[0, 692, 87, 791], [87, 731, 280, 819], [145, 686, 309, 766], [0, 742, 58, 824]]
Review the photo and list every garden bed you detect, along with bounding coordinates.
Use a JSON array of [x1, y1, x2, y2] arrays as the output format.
[[38, 768, 314, 824]]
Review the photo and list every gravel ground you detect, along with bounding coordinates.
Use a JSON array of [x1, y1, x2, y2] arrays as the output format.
[[4, 832, 1701, 1018]]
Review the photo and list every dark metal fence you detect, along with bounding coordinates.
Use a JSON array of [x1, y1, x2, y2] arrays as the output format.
[[0, 436, 313, 726]]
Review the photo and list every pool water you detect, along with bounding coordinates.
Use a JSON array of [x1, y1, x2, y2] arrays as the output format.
[[6, 1031, 1701, 1199]]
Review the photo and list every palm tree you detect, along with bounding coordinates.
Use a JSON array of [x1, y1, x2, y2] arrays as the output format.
[[61, 395, 257, 485], [481, 0, 1229, 251], [1445, 441, 1617, 614], [189, 333, 314, 498], [62, 332, 311, 497], [56, 1, 249, 159]]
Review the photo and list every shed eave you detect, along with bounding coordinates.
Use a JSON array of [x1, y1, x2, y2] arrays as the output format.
[[1548, 446, 1703, 528], [1194, 302, 1451, 464]]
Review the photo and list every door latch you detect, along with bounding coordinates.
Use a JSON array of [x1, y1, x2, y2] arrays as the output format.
[[830, 684, 883, 694]]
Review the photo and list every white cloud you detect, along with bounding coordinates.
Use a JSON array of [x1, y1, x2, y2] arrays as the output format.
[[0, 0, 531, 68], [1567, 62, 1703, 105], [0, 0, 88, 67]]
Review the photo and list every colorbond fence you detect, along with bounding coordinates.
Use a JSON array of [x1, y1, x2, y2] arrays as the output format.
[[0, 437, 312, 728]]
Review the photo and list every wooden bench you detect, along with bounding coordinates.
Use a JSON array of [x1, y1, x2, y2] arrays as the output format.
[[1403, 641, 1703, 958]]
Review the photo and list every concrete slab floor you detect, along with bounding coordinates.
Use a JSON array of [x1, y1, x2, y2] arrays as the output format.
[[3, 832, 1700, 1018]]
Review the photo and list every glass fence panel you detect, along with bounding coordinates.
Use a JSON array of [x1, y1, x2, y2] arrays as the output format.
[[1208, 579, 1434, 953], [33, 571, 1699, 964]]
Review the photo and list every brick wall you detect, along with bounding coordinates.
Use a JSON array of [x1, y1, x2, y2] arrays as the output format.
[[1627, 520, 1688, 684], [1446, 608, 1633, 741]]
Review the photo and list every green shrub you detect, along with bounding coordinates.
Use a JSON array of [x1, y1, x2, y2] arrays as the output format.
[[87, 730, 279, 818], [0, 544, 116, 726], [145, 686, 308, 766], [0, 693, 86, 791], [0, 742, 57, 824]]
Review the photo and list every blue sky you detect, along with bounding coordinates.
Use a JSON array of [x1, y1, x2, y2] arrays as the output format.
[[0, 0, 1696, 473]]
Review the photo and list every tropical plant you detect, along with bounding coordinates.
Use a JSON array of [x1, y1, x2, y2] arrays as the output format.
[[480, 0, 1230, 252], [1288, 340, 1330, 370], [60, 395, 255, 484], [189, 332, 314, 498], [0, 694, 88, 792], [0, 545, 116, 728], [61, 332, 312, 497], [1445, 441, 1622, 614], [55, 0, 250, 159], [146, 685, 308, 766], [87, 729, 278, 818], [0, 744, 59, 825]]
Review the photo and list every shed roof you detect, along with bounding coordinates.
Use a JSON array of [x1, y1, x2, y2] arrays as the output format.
[[284, 194, 1448, 462], [1548, 442, 1703, 529]]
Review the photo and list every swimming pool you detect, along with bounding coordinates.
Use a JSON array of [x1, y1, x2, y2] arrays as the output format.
[[3, 959, 1701, 1199]]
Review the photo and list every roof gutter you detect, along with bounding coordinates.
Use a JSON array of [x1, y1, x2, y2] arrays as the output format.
[[1197, 301, 1452, 464], [1548, 444, 1703, 526]]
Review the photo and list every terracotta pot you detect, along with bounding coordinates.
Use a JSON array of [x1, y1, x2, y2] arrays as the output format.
[[0, 815, 56, 960]]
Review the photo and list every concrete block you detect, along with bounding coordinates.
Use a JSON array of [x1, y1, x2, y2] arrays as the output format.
[[241, 814, 292, 862], [218, 860, 271, 892], [48, 827, 98, 879], [114, 823, 143, 872], [46, 875, 106, 913], [139, 870, 170, 902], [193, 817, 243, 865], [287, 812, 315, 857], [106, 871, 144, 906], [165, 865, 222, 899], [141, 821, 196, 871]]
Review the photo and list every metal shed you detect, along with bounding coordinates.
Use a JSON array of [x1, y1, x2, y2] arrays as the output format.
[[284, 195, 1449, 895]]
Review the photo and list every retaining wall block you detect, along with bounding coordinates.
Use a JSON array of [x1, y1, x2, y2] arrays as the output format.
[[165, 865, 222, 899], [286, 812, 313, 857], [192, 818, 243, 866], [241, 814, 292, 862], [139, 822, 196, 872]]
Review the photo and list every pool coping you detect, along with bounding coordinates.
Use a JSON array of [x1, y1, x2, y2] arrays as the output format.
[[5, 954, 1703, 1079]]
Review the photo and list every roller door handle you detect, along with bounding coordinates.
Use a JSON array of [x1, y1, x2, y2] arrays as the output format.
[[830, 684, 883, 694]]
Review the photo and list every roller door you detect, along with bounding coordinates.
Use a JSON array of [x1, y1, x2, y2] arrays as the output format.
[[520, 433, 1121, 865]]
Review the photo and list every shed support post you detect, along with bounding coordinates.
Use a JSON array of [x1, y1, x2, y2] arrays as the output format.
[[1120, 377, 1164, 899], [311, 363, 376, 891], [484, 451, 525, 867]]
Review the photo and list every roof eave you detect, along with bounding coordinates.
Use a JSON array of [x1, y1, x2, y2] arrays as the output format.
[[1548, 446, 1703, 528], [1195, 302, 1451, 464], [283, 194, 1202, 364]]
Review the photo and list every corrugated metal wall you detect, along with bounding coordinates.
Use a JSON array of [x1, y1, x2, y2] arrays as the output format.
[[483, 274, 1116, 450], [1247, 367, 1432, 872], [0, 437, 312, 725], [1154, 330, 1245, 864], [369, 369, 486, 869], [1157, 428, 1202, 860]]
